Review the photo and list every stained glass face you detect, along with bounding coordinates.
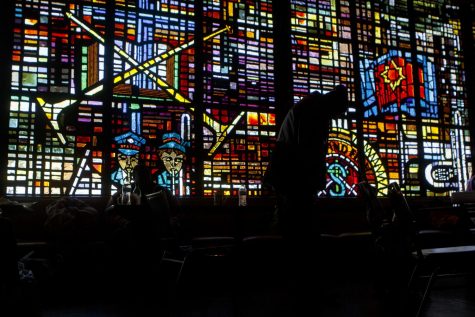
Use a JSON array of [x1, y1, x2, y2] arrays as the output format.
[[5, 0, 277, 198], [107, 1, 196, 196], [3, 0, 474, 198]]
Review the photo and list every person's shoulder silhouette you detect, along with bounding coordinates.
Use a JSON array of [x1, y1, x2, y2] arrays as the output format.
[[264, 85, 349, 196]]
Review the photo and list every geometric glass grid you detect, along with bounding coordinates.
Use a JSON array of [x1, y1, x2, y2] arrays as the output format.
[[356, 0, 470, 196], [107, 0, 197, 196], [2, 0, 474, 198], [7, 0, 108, 196], [4, 0, 278, 198], [201, 0, 276, 197], [290, 0, 358, 197]]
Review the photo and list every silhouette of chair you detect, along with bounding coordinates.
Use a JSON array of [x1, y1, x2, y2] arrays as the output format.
[[387, 182, 475, 317], [145, 190, 237, 312], [358, 181, 407, 296], [0, 212, 18, 294], [358, 181, 391, 233], [451, 191, 475, 233], [145, 189, 189, 294]]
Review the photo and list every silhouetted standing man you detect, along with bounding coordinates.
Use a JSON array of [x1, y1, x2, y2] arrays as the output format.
[[264, 85, 349, 316]]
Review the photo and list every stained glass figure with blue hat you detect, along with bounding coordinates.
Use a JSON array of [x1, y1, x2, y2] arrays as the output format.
[[157, 132, 189, 194], [111, 131, 146, 186]]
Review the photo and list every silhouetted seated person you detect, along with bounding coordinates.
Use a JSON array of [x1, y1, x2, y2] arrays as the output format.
[[106, 164, 181, 236], [264, 85, 349, 316], [104, 164, 181, 294]]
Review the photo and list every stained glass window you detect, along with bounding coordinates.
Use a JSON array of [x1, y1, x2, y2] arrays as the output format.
[[5, 0, 277, 198], [355, 0, 471, 196], [3, 0, 474, 198], [201, 0, 276, 197], [290, 0, 359, 197], [8, 0, 108, 196], [107, 0, 197, 196], [290, 0, 473, 196]]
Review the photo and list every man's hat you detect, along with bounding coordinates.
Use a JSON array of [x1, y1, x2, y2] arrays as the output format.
[[308, 85, 348, 109], [323, 85, 348, 104], [114, 131, 146, 155], [159, 132, 188, 153]]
